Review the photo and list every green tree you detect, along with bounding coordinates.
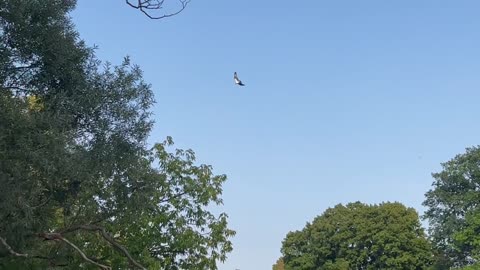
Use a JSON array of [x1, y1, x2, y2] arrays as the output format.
[[423, 146, 480, 266], [281, 202, 432, 270], [0, 0, 234, 269], [458, 264, 480, 270], [272, 257, 285, 270], [453, 209, 480, 263]]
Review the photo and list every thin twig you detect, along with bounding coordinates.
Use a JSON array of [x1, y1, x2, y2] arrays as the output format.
[[126, 0, 190, 20], [159, 191, 188, 203]]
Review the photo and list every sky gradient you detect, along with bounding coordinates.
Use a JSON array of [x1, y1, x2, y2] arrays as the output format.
[[72, 1, 480, 269]]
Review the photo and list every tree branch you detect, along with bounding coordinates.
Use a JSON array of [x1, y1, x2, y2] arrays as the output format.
[[93, 226, 147, 270], [9, 63, 39, 70], [159, 191, 188, 203], [60, 225, 146, 270], [57, 235, 111, 270], [3, 85, 29, 92], [0, 236, 29, 257], [126, 0, 190, 20], [0, 236, 52, 262], [33, 233, 111, 269]]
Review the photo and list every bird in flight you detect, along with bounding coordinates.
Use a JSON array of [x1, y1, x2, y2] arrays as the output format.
[[234, 72, 245, 86]]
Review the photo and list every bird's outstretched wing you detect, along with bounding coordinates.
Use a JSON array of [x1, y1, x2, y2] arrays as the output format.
[[234, 72, 245, 86]]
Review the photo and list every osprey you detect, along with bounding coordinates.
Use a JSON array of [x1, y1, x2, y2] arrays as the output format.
[[234, 72, 245, 86]]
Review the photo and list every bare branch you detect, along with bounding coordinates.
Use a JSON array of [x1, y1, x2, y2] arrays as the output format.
[[3, 85, 29, 92], [93, 226, 147, 270], [0, 236, 52, 262], [60, 225, 146, 270], [57, 235, 111, 270], [126, 0, 191, 20], [126, 0, 139, 9], [29, 233, 110, 269], [0, 236, 29, 257]]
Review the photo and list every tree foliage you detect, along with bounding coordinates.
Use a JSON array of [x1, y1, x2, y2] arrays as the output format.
[[459, 264, 480, 270], [423, 146, 480, 266], [0, 0, 234, 269], [281, 202, 432, 270], [272, 257, 285, 270]]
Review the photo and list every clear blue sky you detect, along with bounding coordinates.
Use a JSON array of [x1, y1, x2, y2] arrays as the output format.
[[72, 1, 480, 269]]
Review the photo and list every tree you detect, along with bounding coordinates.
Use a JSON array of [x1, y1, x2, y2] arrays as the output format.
[[423, 146, 480, 267], [0, 0, 234, 269], [454, 209, 480, 261], [126, 0, 191, 20], [272, 257, 285, 270], [280, 202, 432, 270], [460, 264, 480, 270]]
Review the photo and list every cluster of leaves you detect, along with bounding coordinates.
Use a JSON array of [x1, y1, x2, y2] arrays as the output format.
[[280, 202, 432, 270], [0, 0, 234, 269]]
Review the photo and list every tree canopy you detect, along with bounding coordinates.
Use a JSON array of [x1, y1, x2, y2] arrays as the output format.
[[280, 202, 432, 270], [0, 0, 234, 269], [272, 257, 285, 270], [424, 146, 480, 267]]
